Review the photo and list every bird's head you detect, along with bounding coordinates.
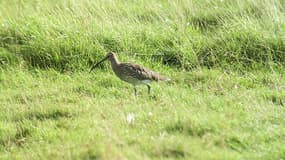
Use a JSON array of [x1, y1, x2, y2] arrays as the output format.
[[89, 52, 117, 72], [105, 52, 116, 59]]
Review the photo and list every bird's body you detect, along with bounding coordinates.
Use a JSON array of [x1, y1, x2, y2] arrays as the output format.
[[90, 52, 170, 96]]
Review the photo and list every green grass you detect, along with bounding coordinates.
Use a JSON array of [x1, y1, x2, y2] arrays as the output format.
[[0, 0, 284, 70], [1, 68, 285, 159], [0, 0, 285, 159]]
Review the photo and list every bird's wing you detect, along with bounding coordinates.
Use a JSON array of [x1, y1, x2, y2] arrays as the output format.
[[122, 63, 167, 81]]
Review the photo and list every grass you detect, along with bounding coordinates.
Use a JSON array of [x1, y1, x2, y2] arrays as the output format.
[[0, 0, 285, 159], [1, 68, 285, 159], [0, 0, 284, 70]]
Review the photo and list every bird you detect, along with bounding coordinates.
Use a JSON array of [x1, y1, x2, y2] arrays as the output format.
[[89, 52, 170, 97]]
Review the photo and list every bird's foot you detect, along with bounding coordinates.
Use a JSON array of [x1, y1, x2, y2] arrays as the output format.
[[149, 95, 158, 100]]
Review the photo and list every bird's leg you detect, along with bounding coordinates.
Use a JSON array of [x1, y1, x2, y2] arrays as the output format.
[[147, 84, 151, 94], [134, 86, 137, 97]]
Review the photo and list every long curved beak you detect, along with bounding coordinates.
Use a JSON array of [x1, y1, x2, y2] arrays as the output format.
[[89, 56, 108, 72]]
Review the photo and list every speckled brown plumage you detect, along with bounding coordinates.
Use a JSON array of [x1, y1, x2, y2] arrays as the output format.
[[90, 52, 170, 96]]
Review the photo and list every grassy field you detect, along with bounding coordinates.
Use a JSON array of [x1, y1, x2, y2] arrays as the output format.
[[1, 0, 285, 159]]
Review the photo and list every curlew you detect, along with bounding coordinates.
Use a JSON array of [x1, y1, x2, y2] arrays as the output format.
[[90, 52, 170, 97]]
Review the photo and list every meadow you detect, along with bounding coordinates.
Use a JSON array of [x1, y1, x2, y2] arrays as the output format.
[[0, 0, 285, 159]]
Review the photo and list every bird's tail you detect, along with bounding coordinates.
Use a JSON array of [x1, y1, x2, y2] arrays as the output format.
[[158, 75, 171, 81], [151, 72, 171, 81]]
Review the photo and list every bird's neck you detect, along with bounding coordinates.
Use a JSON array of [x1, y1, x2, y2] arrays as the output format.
[[110, 56, 120, 68]]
